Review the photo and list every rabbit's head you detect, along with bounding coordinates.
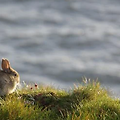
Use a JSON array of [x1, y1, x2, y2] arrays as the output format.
[[1, 58, 20, 86]]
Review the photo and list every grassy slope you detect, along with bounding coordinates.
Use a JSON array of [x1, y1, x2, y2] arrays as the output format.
[[0, 81, 120, 120]]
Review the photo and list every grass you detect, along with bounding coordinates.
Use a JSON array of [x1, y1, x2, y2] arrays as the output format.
[[0, 79, 120, 120]]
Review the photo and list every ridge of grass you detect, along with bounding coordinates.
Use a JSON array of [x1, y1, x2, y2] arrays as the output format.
[[0, 80, 119, 120]]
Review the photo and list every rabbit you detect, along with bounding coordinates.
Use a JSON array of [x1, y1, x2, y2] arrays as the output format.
[[0, 58, 20, 96]]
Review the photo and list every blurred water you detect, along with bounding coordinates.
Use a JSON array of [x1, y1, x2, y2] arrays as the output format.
[[0, 0, 120, 97]]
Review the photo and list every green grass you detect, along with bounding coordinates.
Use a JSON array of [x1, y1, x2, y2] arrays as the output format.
[[0, 80, 120, 120]]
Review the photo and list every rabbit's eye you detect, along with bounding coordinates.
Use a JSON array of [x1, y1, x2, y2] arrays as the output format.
[[14, 74, 17, 76]]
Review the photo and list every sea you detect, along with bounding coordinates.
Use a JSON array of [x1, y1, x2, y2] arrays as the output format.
[[0, 0, 120, 97]]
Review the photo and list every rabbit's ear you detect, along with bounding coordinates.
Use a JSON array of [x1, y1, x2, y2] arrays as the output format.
[[1, 58, 11, 71]]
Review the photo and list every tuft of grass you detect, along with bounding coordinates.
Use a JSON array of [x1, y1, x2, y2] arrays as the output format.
[[0, 80, 119, 120]]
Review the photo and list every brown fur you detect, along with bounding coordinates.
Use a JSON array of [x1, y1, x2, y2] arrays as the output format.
[[0, 58, 20, 96]]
